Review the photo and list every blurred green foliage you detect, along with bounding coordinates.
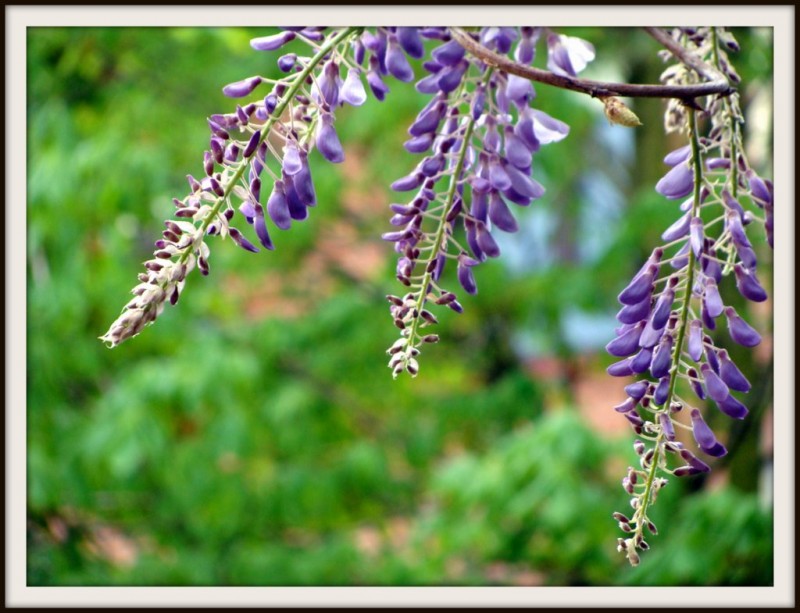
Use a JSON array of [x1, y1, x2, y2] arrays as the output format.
[[27, 27, 773, 587]]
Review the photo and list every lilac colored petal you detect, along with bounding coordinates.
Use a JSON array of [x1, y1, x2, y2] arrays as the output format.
[[614, 397, 637, 413], [239, 200, 256, 221], [656, 163, 694, 199], [721, 189, 746, 219], [734, 263, 768, 302], [661, 210, 691, 242], [718, 349, 751, 393], [716, 394, 749, 420], [530, 109, 569, 144], [341, 68, 367, 106], [504, 126, 533, 170], [724, 307, 761, 347], [391, 172, 424, 192], [243, 130, 261, 160], [616, 297, 651, 325], [277, 53, 297, 73], [282, 144, 303, 176], [488, 158, 512, 191], [701, 363, 729, 403], [705, 157, 731, 170], [514, 112, 540, 152], [663, 145, 692, 166], [659, 412, 676, 441], [415, 73, 441, 94], [501, 185, 534, 207], [703, 278, 725, 318], [689, 217, 704, 257], [670, 241, 690, 270], [222, 76, 263, 98], [404, 133, 433, 154], [618, 266, 655, 306], [250, 31, 295, 51], [726, 209, 752, 249], [316, 114, 345, 164], [546, 34, 595, 77], [605, 322, 645, 357], [749, 174, 772, 207], [386, 35, 415, 82], [505, 74, 534, 103], [690, 409, 728, 457], [638, 317, 665, 349], [515, 34, 536, 65], [687, 319, 704, 361]]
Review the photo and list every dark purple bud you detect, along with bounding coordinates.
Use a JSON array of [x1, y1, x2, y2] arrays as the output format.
[[222, 76, 263, 98], [718, 349, 751, 393], [471, 85, 486, 120], [716, 393, 749, 420], [659, 412, 676, 441], [606, 322, 645, 357], [618, 266, 655, 306], [687, 319, 703, 361], [655, 163, 694, 199], [456, 253, 479, 295], [630, 347, 653, 374], [725, 307, 761, 347], [253, 205, 275, 251], [679, 448, 711, 473], [228, 227, 259, 253], [650, 334, 673, 379], [690, 409, 727, 457], [687, 366, 706, 400], [734, 263, 768, 302], [250, 31, 295, 51], [624, 411, 644, 430], [701, 363, 729, 403], [277, 53, 297, 72], [224, 143, 240, 163], [243, 130, 261, 159], [386, 34, 415, 82], [316, 114, 345, 164], [249, 177, 261, 203], [209, 177, 225, 197]]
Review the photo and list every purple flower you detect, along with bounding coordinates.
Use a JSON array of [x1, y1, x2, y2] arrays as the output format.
[[396, 27, 424, 59], [340, 68, 367, 106], [457, 253, 480, 295], [607, 358, 634, 377], [618, 265, 655, 306], [659, 412, 676, 441], [703, 278, 724, 318], [655, 163, 694, 199], [437, 59, 469, 93], [366, 57, 390, 101], [649, 334, 673, 379], [690, 409, 727, 457], [624, 381, 648, 401], [724, 307, 761, 347], [653, 376, 670, 406], [250, 31, 296, 51], [316, 60, 341, 107], [663, 145, 691, 166], [734, 263, 768, 302], [529, 108, 570, 145], [228, 227, 260, 253], [267, 180, 292, 230], [686, 319, 703, 361], [716, 393, 749, 420], [282, 143, 303, 176], [616, 297, 651, 325], [630, 347, 653, 374], [431, 39, 466, 66], [606, 322, 645, 357], [253, 204, 275, 251], [386, 34, 415, 82], [222, 76, 263, 98], [488, 192, 518, 233], [546, 33, 595, 77], [718, 349, 751, 393], [315, 113, 345, 164], [701, 363, 729, 403]]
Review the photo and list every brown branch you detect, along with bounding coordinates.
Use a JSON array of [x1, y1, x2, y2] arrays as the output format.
[[449, 27, 735, 101]]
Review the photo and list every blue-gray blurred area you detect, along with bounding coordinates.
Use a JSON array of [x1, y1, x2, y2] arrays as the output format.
[[26, 27, 774, 586]]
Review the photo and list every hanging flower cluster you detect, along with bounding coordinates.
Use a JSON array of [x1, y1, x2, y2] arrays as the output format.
[[606, 27, 772, 566]]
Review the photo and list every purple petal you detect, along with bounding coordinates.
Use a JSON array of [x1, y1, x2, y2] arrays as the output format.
[[716, 394, 749, 420], [386, 35, 415, 82], [659, 412, 676, 441], [607, 358, 634, 377], [663, 145, 691, 166], [222, 76, 263, 98], [701, 363, 729, 403], [250, 31, 295, 51], [656, 163, 694, 199], [616, 296, 651, 325], [476, 222, 500, 258], [725, 307, 761, 347], [228, 227, 259, 253], [734, 263, 768, 302], [396, 27, 424, 59], [653, 376, 670, 406], [431, 39, 465, 66], [253, 206, 275, 251], [687, 319, 704, 361], [316, 114, 345, 164], [649, 334, 674, 379], [690, 409, 728, 457], [488, 192, 518, 233], [703, 278, 725, 318], [718, 349, 751, 393], [618, 266, 655, 306], [530, 109, 569, 144], [341, 68, 367, 106], [605, 322, 645, 357], [630, 347, 653, 374]]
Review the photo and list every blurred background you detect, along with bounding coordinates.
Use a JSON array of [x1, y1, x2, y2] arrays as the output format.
[[26, 27, 774, 586]]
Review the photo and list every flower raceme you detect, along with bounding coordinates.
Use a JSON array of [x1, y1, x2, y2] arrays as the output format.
[[606, 27, 772, 567]]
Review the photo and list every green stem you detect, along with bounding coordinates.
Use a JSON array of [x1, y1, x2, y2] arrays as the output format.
[[634, 108, 703, 540], [401, 68, 494, 363]]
